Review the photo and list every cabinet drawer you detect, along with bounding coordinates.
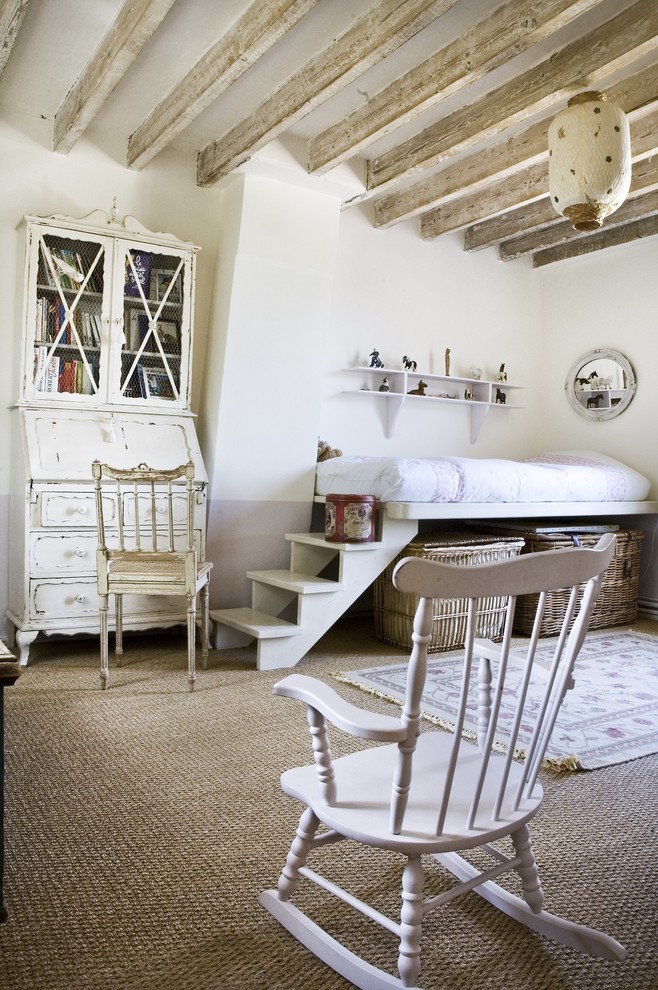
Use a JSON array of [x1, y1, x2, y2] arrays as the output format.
[[30, 532, 97, 574], [36, 491, 115, 528], [29, 529, 204, 576], [29, 579, 189, 621], [31, 578, 101, 619], [122, 492, 190, 527]]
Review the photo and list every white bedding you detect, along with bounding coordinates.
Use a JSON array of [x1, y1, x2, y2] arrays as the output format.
[[315, 451, 650, 504]]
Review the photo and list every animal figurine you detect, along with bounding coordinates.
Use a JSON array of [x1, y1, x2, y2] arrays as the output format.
[[587, 393, 604, 409], [408, 380, 428, 396], [498, 362, 507, 382], [317, 439, 342, 462], [379, 376, 390, 392], [495, 387, 506, 404], [369, 349, 384, 368], [402, 355, 417, 371]]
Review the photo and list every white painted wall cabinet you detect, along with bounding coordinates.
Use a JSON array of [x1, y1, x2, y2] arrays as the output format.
[[7, 209, 208, 665]]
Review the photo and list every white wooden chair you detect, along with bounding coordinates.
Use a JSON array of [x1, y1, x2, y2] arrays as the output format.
[[260, 534, 625, 990], [92, 460, 212, 691]]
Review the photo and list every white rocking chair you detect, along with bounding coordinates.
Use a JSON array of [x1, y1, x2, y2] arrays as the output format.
[[92, 460, 212, 691], [260, 534, 625, 990]]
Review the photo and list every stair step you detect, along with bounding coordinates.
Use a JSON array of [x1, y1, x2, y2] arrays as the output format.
[[210, 607, 303, 640], [246, 569, 344, 593], [286, 532, 384, 551]]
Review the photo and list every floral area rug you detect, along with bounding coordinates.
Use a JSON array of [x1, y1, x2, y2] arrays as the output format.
[[336, 629, 658, 771]]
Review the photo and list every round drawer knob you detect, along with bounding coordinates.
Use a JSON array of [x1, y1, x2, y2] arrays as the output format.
[[76, 505, 88, 515], [75, 594, 87, 603], [75, 548, 87, 557]]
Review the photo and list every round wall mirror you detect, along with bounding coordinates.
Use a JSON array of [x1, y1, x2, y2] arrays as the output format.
[[564, 348, 636, 421]]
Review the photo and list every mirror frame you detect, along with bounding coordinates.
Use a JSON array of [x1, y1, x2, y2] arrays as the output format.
[[564, 348, 636, 421]]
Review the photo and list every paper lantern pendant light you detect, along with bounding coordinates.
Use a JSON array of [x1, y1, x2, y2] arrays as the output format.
[[548, 91, 631, 231]]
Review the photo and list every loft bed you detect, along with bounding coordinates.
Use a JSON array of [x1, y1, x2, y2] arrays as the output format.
[[315, 451, 658, 522]]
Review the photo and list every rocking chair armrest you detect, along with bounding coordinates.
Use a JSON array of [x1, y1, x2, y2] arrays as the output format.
[[273, 674, 407, 741]]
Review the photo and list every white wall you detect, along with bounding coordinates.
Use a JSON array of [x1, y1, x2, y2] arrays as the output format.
[[537, 238, 658, 609], [201, 171, 344, 606], [319, 204, 544, 459], [538, 239, 658, 479]]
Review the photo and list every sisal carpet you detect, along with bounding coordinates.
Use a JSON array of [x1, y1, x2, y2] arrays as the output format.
[[0, 618, 657, 990], [337, 629, 658, 772]]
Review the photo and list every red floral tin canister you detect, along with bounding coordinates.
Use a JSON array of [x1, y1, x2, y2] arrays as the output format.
[[325, 493, 376, 543]]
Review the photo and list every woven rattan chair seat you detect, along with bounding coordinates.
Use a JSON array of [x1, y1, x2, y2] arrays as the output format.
[[111, 558, 184, 576]]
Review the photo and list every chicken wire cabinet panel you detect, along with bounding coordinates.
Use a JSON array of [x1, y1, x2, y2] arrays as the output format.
[[7, 210, 208, 665], [19, 210, 196, 410]]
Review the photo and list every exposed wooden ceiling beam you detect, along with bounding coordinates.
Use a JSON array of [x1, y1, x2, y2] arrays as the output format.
[[500, 184, 658, 261], [0, 0, 30, 78], [53, 0, 177, 155], [127, 0, 320, 171], [532, 212, 658, 267], [196, 0, 458, 188], [421, 160, 548, 238], [420, 106, 658, 240], [373, 61, 658, 228], [366, 0, 658, 195], [463, 147, 658, 251], [307, 0, 604, 175]]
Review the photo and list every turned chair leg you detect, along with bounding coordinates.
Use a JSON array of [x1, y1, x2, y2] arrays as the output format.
[[186, 595, 197, 691], [201, 581, 210, 669], [115, 594, 124, 665], [398, 856, 424, 988], [99, 596, 110, 689]]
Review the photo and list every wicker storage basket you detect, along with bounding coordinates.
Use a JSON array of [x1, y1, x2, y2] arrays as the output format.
[[374, 531, 525, 653], [504, 528, 644, 635]]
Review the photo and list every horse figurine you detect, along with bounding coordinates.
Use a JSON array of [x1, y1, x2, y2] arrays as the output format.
[[402, 355, 417, 371]]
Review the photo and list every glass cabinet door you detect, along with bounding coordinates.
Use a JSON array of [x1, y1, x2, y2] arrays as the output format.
[[32, 233, 106, 399], [118, 246, 187, 404]]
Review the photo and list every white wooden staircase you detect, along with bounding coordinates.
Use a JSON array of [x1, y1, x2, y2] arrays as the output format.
[[210, 513, 418, 670]]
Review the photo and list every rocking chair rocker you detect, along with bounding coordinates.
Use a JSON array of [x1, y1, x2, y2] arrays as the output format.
[[260, 534, 625, 990]]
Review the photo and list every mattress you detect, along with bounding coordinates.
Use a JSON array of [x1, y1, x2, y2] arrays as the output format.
[[315, 451, 650, 504]]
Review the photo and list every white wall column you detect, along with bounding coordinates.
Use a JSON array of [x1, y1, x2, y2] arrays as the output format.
[[200, 170, 342, 608]]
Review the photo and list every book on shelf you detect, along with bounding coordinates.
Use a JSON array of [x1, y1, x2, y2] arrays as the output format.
[[140, 364, 175, 399], [80, 311, 102, 347], [129, 311, 150, 350], [124, 251, 151, 297], [58, 359, 77, 394], [43, 353, 60, 392], [136, 364, 147, 398], [33, 345, 47, 389], [76, 360, 86, 394], [35, 297, 47, 341]]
